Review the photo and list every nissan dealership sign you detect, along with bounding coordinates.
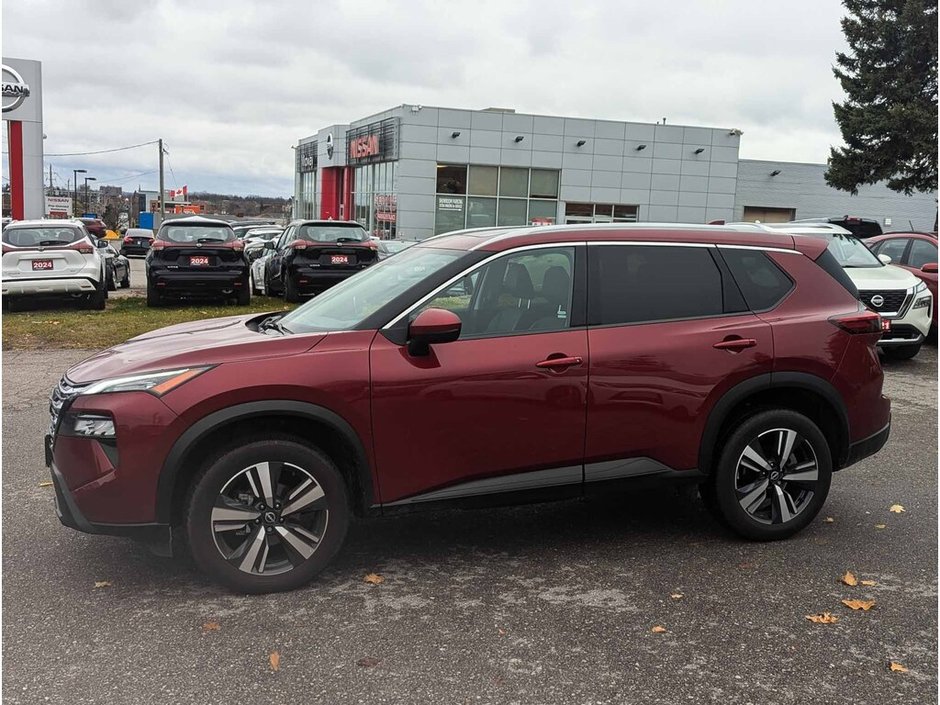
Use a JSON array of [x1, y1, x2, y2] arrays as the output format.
[[2, 64, 30, 113], [3, 57, 44, 219]]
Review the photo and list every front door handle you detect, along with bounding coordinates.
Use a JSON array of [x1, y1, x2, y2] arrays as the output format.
[[536, 355, 583, 370], [713, 337, 758, 352]]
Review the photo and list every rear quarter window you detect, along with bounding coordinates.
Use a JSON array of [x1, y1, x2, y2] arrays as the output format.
[[719, 248, 794, 311]]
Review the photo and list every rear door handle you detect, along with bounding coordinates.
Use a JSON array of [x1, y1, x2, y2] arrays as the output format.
[[713, 337, 757, 351], [536, 355, 583, 370]]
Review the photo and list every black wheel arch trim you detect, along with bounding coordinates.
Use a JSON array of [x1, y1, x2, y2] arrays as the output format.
[[155, 400, 374, 524], [699, 372, 851, 474]]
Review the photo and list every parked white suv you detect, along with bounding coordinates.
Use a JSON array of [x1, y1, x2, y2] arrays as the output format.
[[759, 222, 933, 359], [2, 219, 109, 310]]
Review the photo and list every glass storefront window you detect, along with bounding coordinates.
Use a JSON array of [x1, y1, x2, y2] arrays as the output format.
[[529, 169, 559, 199], [497, 198, 527, 226], [435, 195, 466, 234], [437, 165, 467, 194], [565, 202, 593, 218], [467, 197, 497, 228], [499, 167, 528, 198], [613, 204, 638, 222], [468, 166, 498, 196], [528, 200, 557, 223]]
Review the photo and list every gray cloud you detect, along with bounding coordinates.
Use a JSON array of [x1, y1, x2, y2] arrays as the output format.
[[3, 0, 849, 196]]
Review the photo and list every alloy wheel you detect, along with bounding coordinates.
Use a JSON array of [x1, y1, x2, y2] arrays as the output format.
[[734, 427, 819, 525], [211, 461, 329, 575]]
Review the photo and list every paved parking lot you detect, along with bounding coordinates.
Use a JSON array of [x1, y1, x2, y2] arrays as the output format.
[[109, 256, 146, 299], [2, 345, 936, 704]]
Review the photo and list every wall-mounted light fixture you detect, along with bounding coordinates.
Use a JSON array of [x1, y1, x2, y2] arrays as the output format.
[[514, 135, 525, 143], [729, 128, 743, 136], [635, 144, 647, 151], [770, 169, 781, 176], [693, 147, 705, 155], [576, 139, 587, 147], [451, 131, 461, 139]]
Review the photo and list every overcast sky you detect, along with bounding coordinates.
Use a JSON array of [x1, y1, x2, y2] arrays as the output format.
[[3, 0, 851, 197]]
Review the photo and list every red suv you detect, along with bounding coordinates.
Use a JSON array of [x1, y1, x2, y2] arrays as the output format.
[[46, 224, 891, 593]]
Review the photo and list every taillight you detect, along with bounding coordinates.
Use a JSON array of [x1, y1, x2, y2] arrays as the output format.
[[290, 239, 307, 250], [366, 240, 379, 250], [233, 240, 244, 251], [151, 240, 166, 250], [69, 242, 93, 255], [829, 310, 883, 334], [123, 236, 133, 244]]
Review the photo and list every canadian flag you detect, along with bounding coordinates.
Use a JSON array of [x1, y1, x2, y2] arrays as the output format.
[[170, 185, 188, 199]]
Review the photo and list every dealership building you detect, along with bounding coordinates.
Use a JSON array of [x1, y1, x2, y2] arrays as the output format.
[[294, 104, 937, 239]]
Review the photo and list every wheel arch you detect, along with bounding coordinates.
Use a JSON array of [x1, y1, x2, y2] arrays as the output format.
[[699, 372, 850, 475], [156, 400, 376, 525]]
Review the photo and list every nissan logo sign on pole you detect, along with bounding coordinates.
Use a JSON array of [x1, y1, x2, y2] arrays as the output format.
[[2, 64, 30, 113]]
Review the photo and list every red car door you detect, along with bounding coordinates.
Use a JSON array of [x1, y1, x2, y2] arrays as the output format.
[[584, 243, 777, 478], [370, 245, 588, 504]]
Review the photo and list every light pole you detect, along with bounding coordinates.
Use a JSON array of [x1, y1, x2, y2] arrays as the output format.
[[83, 176, 96, 214], [73, 168, 86, 216]]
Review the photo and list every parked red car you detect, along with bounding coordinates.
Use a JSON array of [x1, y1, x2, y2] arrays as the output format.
[[78, 217, 107, 239], [46, 224, 891, 593], [866, 231, 938, 329]]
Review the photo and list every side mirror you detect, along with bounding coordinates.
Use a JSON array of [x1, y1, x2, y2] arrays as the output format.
[[877, 253, 892, 264], [95, 238, 109, 249], [407, 308, 462, 356], [264, 240, 276, 249], [921, 262, 938, 274]]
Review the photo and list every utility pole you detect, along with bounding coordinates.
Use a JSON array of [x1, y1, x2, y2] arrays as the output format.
[[158, 138, 165, 222], [48, 164, 53, 190]]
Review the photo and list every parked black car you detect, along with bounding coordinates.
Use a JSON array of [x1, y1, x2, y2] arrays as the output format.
[[121, 227, 154, 256], [145, 216, 250, 307], [260, 220, 378, 302], [792, 216, 883, 239], [102, 243, 131, 290]]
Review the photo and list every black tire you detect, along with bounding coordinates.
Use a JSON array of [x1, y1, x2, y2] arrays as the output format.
[[250, 271, 261, 296], [235, 283, 251, 306], [703, 409, 832, 541], [146, 283, 162, 307], [84, 278, 107, 310], [120, 270, 130, 288], [284, 272, 301, 303], [883, 343, 921, 361], [184, 437, 350, 593], [106, 268, 116, 291]]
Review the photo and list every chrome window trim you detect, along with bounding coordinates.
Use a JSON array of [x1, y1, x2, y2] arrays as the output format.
[[382, 241, 584, 329], [716, 244, 803, 255]]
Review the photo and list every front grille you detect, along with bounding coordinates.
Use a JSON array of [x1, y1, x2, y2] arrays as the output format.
[[858, 289, 909, 315], [49, 376, 88, 436]]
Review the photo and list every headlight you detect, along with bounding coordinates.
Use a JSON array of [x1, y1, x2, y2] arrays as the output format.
[[913, 280, 927, 294], [913, 295, 932, 309], [80, 367, 212, 397]]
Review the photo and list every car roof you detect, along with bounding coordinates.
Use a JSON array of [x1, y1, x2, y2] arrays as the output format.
[[870, 231, 938, 240], [289, 219, 364, 227], [5, 219, 84, 229], [159, 215, 233, 228], [416, 222, 814, 254], [793, 216, 880, 224]]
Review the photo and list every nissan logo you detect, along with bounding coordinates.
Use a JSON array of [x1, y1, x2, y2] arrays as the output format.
[[326, 133, 334, 159], [870, 294, 885, 308], [2, 64, 30, 113]]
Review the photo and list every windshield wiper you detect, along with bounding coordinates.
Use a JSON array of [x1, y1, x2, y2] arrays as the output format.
[[38, 240, 67, 246], [335, 237, 363, 243], [196, 237, 227, 244], [259, 314, 292, 335]]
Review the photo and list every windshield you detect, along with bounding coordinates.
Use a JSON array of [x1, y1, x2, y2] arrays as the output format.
[[280, 246, 465, 333], [823, 232, 883, 268], [2, 226, 85, 247], [297, 223, 369, 243], [159, 224, 235, 243]]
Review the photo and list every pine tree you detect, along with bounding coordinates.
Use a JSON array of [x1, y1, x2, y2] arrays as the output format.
[[826, 0, 938, 195]]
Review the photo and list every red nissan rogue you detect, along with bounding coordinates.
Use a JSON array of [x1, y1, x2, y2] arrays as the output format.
[[46, 224, 891, 593]]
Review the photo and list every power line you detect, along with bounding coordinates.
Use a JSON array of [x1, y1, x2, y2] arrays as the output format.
[[44, 139, 159, 157]]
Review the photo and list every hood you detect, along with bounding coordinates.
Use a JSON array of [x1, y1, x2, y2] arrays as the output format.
[[66, 313, 324, 384], [844, 264, 919, 289]]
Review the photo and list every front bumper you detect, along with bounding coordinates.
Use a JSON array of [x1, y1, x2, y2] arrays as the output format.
[[879, 292, 932, 346], [46, 440, 172, 556], [2, 276, 98, 296], [149, 269, 247, 294]]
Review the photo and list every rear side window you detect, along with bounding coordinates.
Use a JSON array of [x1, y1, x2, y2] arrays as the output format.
[[811, 249, 859, 298], [720, 248, 794, 311], [588, 245, 724, 325]]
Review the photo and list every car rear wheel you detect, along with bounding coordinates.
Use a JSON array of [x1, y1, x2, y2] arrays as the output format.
[[704, 409, 831, 540], [146, 283, 162, 307], [184, 438, 350, 593], [83, 278, 107, 310], [883, 343, 921, 361], [235, 284, 251, 306], [284, 273, 301, 303]]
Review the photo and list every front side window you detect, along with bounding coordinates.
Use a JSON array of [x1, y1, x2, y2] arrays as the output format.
[[871, 237, 908, 264], [418, 247, 575, 337], [589, 245, 724, 325], [907, 239, 937, 268]]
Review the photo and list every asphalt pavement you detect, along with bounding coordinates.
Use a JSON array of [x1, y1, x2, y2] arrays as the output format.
[[2, 345, 936, 704]]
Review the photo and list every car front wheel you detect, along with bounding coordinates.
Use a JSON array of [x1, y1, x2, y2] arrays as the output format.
[[184, 438, 350, 593], [704, 409, 832, 541]]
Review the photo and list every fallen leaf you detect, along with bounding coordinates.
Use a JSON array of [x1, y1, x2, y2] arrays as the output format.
[[651, 625, 667, 634], [842, 599, 876, 611], [202, 622, 221, 632], [841, 571, 858, 586], [806, 612, 839, 624], [823, 517, 835, 523], [269, 651, 280, 671], [670, 593, 684, 599], [357, 656, 381, 668], [875, 524, 887, 529], [497, 628, 506, 636], [363, 573, 384, 585], [889, 661, 908, 673], [38, 480, 53, 487], [94, 581, 111, 589], [860, 580, 877, 586], [889, 504, 905, 514]]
